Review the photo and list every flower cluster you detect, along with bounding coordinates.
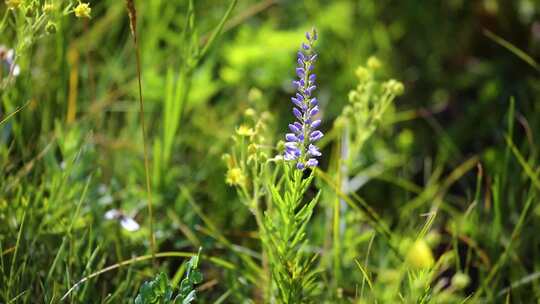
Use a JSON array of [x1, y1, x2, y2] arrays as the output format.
[[283, 28, 323, 170]]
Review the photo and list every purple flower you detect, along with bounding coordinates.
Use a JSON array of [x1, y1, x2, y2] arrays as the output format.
[[283, 28, 324, 170]]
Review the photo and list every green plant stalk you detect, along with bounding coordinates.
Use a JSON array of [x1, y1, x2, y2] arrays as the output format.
[[124, 0, 156, 261], [265, 165, 320, 303]]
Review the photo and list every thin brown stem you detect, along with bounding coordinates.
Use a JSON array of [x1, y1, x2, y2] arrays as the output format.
[[125, 0, 156, 262]]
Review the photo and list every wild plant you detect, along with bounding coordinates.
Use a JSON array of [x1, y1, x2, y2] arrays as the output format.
[[0, 1, 90, 89], [320, 57, 404, 290], [226, 28, 322, 303], [134, 250, 203, 304]]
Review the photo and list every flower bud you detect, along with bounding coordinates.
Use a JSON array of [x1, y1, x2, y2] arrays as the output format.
[[355, 66, 369, 81], [46, 22, 57, 34], [406, 240, 434, 269], [451, 272, 470, 290], [367, 56, 381, 70]]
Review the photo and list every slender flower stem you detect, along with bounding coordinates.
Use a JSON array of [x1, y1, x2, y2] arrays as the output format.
[[125, 0, 156, 262]]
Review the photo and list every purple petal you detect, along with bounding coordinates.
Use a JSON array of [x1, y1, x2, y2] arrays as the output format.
[[305, 86, 316, 96], [291, 97, 303, 108], [309, 106, 319, 117], [310, 130, 323, 141], [306, 158, 318, 167], [308, 144, 322, 157], [296, 162, 306, 170], [302, 43, 310, 50], [310, 98, 318, 106], [296, 68, 305, 78], [289, 123, 301, 134], [311, 119, 321, 128], [293, 107, 303, 120], [309, 74, 316, 82], [285, 133, 298, 142], [284, 152, 297, 161], [285, 142, 298, 148]]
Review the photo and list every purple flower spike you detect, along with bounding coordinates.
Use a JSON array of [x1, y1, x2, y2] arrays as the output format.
[[282, 28, 323, 170]]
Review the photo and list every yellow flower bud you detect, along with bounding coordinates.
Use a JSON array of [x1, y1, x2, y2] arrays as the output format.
[[355, 66, 370, 81], [406, 240, 434, 269], [248, 87, 262, 102], [451, 272, 470, 290], [367, 56, 382, 70], [244, 108, 256, 117]]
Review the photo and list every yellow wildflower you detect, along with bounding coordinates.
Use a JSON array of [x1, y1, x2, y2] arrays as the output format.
[[226, 168, 246, 186], [74, 2, 91, 18], [236, 124, 255, 137]]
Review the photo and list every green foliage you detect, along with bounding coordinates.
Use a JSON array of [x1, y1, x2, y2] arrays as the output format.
[[263, 166, 321, 303], [134, 252, 203, 304], [1, 0, 540, 303]]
